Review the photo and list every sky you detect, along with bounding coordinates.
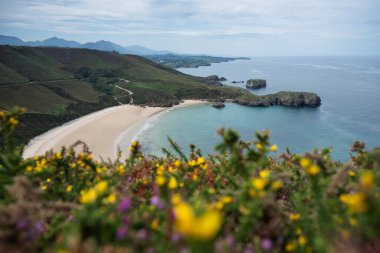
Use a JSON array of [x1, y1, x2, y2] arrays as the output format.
[[1, 0, 380, 56]]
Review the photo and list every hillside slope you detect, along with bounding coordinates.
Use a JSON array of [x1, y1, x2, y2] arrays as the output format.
[[0, 46, 243, 144]]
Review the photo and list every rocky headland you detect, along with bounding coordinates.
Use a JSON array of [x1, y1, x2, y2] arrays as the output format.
[[205, 75, 227, 86], [235, 91, 321, 107]]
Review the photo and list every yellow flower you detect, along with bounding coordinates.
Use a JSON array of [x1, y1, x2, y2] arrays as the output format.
[[66, 185, 73, 192], [188, 160, 196, 167], [174, 160, 181, 168], [360, 172, 374, 189], [298, 235, 307, 246], [300, 158, 312, 168], [46, 178, 52, 183], [221, 196, 233, 204], [290, 213, 300, 221], [171, 194, 181, 205], [55, 152, 62, 160], [251, 178, 268, 190], [201, 163, 209, 170], [168, 176, 178, 189], [157, 165, 165, 175], [192, 174, 198, 181], [271, 180, 283, 190], [339, 192, 368, 213], [173, 202, 194, 235], [215, 201, 224, 210], [270, 144, 278, 152], [173, 202, 222, 241], [306, 164, 320, 176], [104, 193, 116, 204], [116, 165, 125, 175], [80, 189, 97, 204], [155, 175, 166, 186], [256, 143, 263, 150], [179, 182, 184, 188], [259, 169, 270, 178], [197, 157, 205, 165], [41, 185, 48, 191], [192, 210, 222, 241], [150, 218, 159, 230], [285, 242, 295, 252], [95, 181, 108, 194], [9, 117, 19, 126], [25, 166, 33, 173], [168, 166, 177, 173], [296, 227, 302, 235], [348, 170, 356, 177]]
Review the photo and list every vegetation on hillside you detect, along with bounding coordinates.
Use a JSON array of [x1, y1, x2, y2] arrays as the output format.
[[1, 108, 379, 253], [0, 46, 247, 144]]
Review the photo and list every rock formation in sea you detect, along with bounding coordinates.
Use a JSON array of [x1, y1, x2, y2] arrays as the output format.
[[246, 79, 266, 89], [212, 102, 225, 109]]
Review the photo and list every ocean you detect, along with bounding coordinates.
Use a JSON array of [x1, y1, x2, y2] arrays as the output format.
[[129, 56, 380, 161]]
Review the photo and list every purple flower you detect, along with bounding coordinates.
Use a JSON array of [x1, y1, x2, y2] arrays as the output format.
[[226, 235, 235, 246], [17, 218, 29, 230], [116, 226, 127, 240], [261, 238, 273, 251], [150, 196, 165, 209], [150, 196, 160, 205], [119, 197, 131, 212], [137, 229, 148, 240], [34, 221, 45, 234], [244, 244, 254, 253], [171, 233, 180, 242]]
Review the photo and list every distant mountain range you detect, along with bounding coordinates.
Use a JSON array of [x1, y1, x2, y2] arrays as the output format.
[[0, 35, 174, 56]]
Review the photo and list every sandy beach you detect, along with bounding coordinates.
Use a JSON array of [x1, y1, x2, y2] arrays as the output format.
[[23, 100, 206, 160]]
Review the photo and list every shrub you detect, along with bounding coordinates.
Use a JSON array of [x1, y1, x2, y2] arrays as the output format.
[[0, 108, 379, 253]]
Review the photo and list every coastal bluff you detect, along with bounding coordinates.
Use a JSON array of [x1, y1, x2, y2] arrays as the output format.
[[235, 91, 321, 107]]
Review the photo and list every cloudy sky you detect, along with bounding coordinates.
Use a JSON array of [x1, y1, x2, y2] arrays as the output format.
[[1, 0, 379, 56]]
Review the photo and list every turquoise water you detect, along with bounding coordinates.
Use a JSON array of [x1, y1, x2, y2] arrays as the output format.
[[133, 57, 380, 161]]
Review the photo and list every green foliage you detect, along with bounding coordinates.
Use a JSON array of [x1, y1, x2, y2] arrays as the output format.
[[1, 108, 380, 253]]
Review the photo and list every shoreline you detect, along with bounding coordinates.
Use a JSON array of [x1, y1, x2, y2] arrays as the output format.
[[114, 100, 207, 159], [23, 100, 207, 160]]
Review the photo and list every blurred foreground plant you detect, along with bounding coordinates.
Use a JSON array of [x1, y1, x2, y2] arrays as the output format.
[[0, 108, 380, 253]]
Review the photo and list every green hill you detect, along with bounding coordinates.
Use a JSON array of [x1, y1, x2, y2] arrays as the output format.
[[0, 46, 243, 144]]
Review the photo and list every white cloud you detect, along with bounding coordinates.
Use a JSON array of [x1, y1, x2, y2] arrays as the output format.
[[0, 0, 379, 55]]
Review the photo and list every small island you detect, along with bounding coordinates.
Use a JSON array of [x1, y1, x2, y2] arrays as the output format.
[[212, 102, 225, 109], [246, 79, 267, 89]]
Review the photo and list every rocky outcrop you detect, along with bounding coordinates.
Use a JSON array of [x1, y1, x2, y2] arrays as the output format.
[[205, 75, 226, 86], [246, 79, 266, 89], [212, 102, 225, 109], [232, 81, 244, 83], [234, 91, 321, 107]]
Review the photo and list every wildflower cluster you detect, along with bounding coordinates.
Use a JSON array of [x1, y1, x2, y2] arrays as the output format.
[[0, 108, 380, 253]]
